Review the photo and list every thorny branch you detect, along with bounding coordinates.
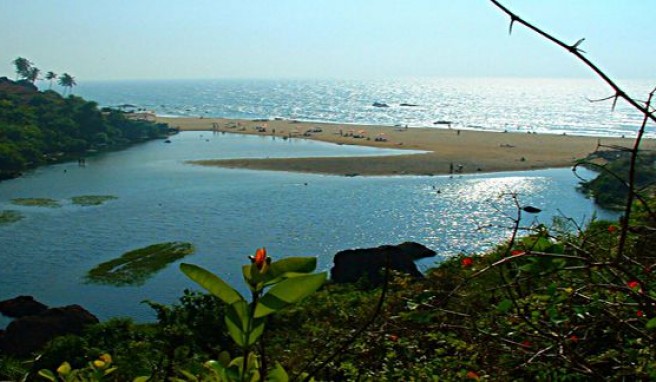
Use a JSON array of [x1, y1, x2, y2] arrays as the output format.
[[490, 0, 656, 125]]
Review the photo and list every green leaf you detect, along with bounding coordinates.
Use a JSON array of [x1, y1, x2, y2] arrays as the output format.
[[174, 370, 198, 381], [38, 370, 56, 382], [267, 362, 289, 382], [247, 318, 265, 346], [180, 263, 244, 305], [133, 377, 151, 382], [647, 317, 656, 330], [269, 257, 317, 277], [254, 272, 326, 318], [225, 301, 249, 347], [496, 299, 513, 313]]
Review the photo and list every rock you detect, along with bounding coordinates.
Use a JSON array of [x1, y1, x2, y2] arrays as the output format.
[[330, 242, 435, 284], [372, 102, 389, 108], [0, 305, 99, 356], [0, 295, 48, 318], [396, 241, 436, 260]]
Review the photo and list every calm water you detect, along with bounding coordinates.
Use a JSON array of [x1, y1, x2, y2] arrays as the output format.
[[73, 78, 655, 138], [0, 132, 617, 327]]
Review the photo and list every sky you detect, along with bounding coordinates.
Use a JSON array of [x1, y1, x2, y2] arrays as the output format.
[[0, 0, 654, 81]]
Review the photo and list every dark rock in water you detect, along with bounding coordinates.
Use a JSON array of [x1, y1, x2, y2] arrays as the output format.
[[0, 305, 99, 356], [0, 296, 48, 318], [400, 103, 419, 107], [330, 242, 435, 284], [372, 102, 389, 108]]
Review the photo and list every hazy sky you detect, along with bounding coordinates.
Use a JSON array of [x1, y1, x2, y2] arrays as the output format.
[[1, 1, 653, 81]]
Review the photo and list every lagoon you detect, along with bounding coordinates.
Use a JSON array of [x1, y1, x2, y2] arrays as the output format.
[[0, 132, 617, 327]]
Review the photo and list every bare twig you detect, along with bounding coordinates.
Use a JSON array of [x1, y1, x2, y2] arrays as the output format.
[[489, 0, 656, 125]]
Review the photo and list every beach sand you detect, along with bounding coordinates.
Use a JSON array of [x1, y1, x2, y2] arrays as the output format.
[[156, 116, 656, 176]]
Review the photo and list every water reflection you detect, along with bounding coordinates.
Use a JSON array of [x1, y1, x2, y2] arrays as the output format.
[[0, 133, 617, 324]]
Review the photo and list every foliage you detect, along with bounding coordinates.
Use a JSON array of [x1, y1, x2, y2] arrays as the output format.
[[579, 152, 656, 209], [0, 355, 29, 381], [0, 76, 171, 180], [39, 353, 118, 382], [0, 209, 23, 224], [86, 242, 194, 286], [179, 248, 327, 381], [11, 197, 61, 208], [70, 195, 118, 206]]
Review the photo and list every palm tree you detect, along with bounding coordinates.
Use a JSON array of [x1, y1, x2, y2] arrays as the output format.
[[45, 71, 57, 89], [12, 57, 32, 80], [58, 73, 76, 95], [27, 67, 41, 84]]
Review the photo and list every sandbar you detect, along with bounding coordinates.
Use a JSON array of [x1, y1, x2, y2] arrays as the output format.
[[156, 116, 655, 176]]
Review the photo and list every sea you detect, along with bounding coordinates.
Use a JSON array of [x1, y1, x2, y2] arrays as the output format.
[[1, 78, 647, 326], [74, 77, 656, 138]]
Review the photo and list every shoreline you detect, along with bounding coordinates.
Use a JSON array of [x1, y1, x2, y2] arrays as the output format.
[[156, 116, 656, 176]]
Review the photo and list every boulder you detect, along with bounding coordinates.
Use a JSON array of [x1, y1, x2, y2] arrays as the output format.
[[396, 241, 436, 260], [0, 305, 99, 356], [0, 295, 48, 318], [330, 242, 435, 284]]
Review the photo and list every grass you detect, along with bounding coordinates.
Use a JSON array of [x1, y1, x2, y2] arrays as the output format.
[[0, 210, 24, 225], [11, 198, 61, 208], [86, 242, 195, 286], [71, 195, 118, 206]]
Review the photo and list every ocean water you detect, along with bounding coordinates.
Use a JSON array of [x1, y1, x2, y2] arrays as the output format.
[[73, 78, 656, 138], [0, 132, 617, 326]]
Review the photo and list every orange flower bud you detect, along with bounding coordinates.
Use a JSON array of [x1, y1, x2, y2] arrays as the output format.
[[254, 248, 267, 270]]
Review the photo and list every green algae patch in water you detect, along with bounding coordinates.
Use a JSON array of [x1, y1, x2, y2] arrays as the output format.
[[11, 198, 61, 208], [71, 195, 118, 206], [86, 242, 195, 286], [0, 210, 24, 225]]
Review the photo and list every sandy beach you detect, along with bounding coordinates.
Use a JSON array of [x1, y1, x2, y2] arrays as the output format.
[[156, 116, 656, 176]]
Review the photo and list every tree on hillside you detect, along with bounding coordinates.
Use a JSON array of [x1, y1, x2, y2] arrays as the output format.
[[12, 57, 32, 80], [45, 71, 57, 89], [58, 73, 76, 95], [27, 66, 41, 84]]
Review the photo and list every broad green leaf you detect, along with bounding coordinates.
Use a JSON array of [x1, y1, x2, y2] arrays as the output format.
[[647, 318, 656, 330], [270, 257, 317, 277], [496, 299, 513, 313], [180, 263, 244, 305], [38, 370, 56, 382], [254, 272, 326, 318], [204, 360, 227, 379], [133, 377, 151, 382], [225, 301, 250, 347], [247, 317, 265, 346], [267, 362, 289, 382]]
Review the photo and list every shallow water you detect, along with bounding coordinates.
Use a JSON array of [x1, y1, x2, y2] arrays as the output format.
[[0, 132, 617, 327]]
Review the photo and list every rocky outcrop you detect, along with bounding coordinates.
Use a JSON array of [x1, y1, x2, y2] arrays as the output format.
[[0, 304, 99, 356], [0, 295, 49, 318], [330, 242, 435, 284]]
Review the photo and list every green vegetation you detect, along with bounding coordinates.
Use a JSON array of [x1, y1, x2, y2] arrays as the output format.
[[177, 249, 326, 380], [0, 210, 23, 224], [0, 75, 172, 181], [11, 197, 60, 208], [579, 151, 656, 209], [70, 195, 118, 206], [86, 242, 194, 286], [26, 212, 656, 380]]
